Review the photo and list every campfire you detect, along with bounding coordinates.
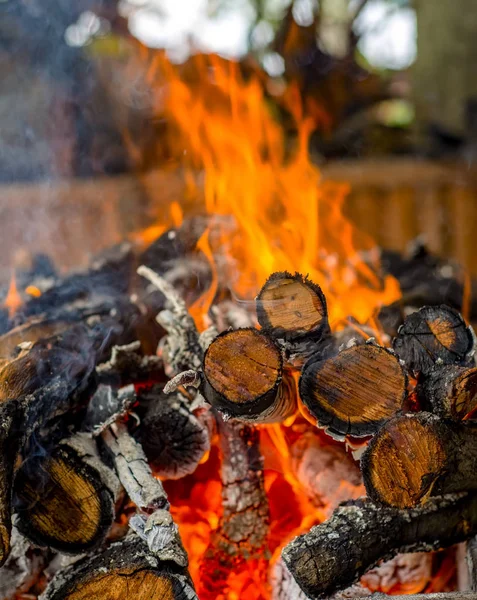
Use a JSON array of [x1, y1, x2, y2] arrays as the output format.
[[1, 51, 477, 600]]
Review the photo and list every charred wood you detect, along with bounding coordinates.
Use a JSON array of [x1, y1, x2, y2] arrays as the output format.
[[101, 421, 168, 513], [0, 527, 50, 600], [137, 387, 211, 480], [282, 493, 477, 599], [467, 536, 477, 592], [40, 536, 197, 600], [362, 412, 477, 508], [13, 433, 119, 554], [392, 305, 474, 376], [199, 416, 269, 596], [0, 402, 23, 566], [417, 365, 477, 420], [95, 341, 164, 387], [137, 265, 203, 374], [299, 342, 407, 438], [83, 384, 136, 435]]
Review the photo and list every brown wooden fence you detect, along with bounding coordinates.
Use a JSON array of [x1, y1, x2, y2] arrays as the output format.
[[0, 159, 476, 284]]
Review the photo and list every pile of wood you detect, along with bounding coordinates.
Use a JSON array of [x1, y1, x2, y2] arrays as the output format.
[[1, 227, 477, 600]]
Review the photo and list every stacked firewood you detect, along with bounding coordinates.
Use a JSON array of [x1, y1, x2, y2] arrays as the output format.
[[193, 271, 477, 599], [1, 223, 477, 600]]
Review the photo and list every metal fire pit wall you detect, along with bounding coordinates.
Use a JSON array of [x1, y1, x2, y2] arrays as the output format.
[[0, 159, 476, 284]]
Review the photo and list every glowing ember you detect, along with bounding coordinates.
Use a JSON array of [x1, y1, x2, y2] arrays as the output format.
[[4, 271, 22, 318]]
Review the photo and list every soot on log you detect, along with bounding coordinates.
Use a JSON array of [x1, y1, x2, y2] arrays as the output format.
[[138, 388, 211, 479], [202, 328, 296, 422], [282, 494, 477, 599], [256, 272, 328, 341], [393, 305, 474, 376], [13, 434, 118, 554], [299, 342, 407, 437], [417, 365, 477, 420], [362, 412, 477, 508], [41, 536, 197, 600]]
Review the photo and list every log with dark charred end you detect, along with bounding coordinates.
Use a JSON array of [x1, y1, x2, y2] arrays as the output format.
[[282, 493, 477, 599], [40, 536, 197, 600], [299, 342, 407, 438], [417, 365, 477, 420], [13, 433, 119, 554], [393, 305, 474, 376], [138, 387, 211, 480], [256, 272, 328, 341], [362, 412, 477, 508], [101, 421, 169, 512], [0, 402, 22, 566], [202, 328, 296, 422]]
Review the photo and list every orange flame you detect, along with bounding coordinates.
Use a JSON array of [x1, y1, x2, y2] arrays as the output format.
[[4, 271, 22, 319], [153, 53, 400, 328]]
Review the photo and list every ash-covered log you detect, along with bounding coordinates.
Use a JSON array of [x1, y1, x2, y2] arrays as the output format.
[[13, 433, 119, 554], [417, 365, 477, 420], [40, 536, 197, 600], [256, 272, 328, 340], [199, 415, 269, 597], [362, 412, 477, 508], [289, 430, 364, 516], [202, 328, 297, 422], [137, 387, 211, 479], [393, 305, 474, 376], [282, 493, 477, 599], [299, 342, 407, 437]]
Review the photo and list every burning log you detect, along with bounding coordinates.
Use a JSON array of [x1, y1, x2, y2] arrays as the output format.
[[392, 305, 474, 376], [199, 415, 269, 597], [40, 536, 197, 600], [256, 272, 330, 364], [138, 387, 211, 480], [13, 433, 119, 554], [282, 493, 477, 599], [361, 412, 477, 508], [299, 342, 407, 437], [417, 365, 477, 420], [202, 328, 297, 423]]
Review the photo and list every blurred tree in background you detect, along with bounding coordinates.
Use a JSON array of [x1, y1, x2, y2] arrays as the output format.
[[0, 0, 476, 182]]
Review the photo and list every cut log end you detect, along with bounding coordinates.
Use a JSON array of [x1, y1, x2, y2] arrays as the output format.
[[393, 305, 474, 376], [256, 272, 328, 340], [418, 365, 477, 420], [299, 343, 407, 437], [41, 537, 196, 600], [56, 570, 186, 600], [13, 443, 115, 554], [362, 413, 446, 508], [202, 328, 286, 420]]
